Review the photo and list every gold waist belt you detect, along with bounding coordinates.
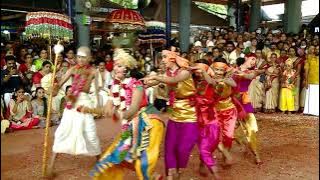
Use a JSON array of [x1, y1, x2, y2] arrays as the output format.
[[215, 97, 235, 111]]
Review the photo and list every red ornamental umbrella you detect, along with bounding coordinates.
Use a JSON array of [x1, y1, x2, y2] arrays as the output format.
[[105, 9, 145, 32]]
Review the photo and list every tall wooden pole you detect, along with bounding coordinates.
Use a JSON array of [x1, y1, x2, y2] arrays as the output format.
[[42, 41, 61, 177]]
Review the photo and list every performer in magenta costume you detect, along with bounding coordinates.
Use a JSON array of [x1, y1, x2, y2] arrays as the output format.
[[191, 59, 221, 179], [144, 50, 198, 180], [233, 56, 263, 165]]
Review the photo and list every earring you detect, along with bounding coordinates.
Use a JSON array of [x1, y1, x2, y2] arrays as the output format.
[[125, 70, 130, 78]]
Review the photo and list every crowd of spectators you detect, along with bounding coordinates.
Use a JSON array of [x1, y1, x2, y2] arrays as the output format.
[[1, 25, 319, 133]]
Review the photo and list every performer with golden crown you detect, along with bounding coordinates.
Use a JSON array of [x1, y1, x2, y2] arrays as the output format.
[[79, 48, 165, 180]]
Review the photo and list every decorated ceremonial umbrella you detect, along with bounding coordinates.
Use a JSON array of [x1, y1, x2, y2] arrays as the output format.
[[105, 9, 145, 49], [25, 11, 73, 59], [25, 12, 73, 177], [138, 21, 166, 46], [138, 21, 166, 66], [105, 9, 145, 32]]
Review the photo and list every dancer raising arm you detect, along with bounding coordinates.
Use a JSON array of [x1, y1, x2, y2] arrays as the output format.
[[48, 46, 101, 176], [233, 56, 263, 165], [200, 58, 241, 167], [79, 48, 165, 180], [144, 50, 199, 180], [190, 59, 221, 179]]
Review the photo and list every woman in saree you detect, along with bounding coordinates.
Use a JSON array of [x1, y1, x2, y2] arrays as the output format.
[[80, 48, 165, 180], [264, 53, 280, 113], [8, 87, 40, 131], [287, 47, 303, 112], [248, 51, 267, 112]]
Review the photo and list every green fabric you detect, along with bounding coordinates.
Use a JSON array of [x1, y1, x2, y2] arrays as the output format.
[[33, 59, 44, 71], [33, 59, 53, 71]]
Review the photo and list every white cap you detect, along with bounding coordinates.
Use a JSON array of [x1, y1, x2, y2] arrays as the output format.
[[195, 41, 202, 47], [207, 41, 214, 47], [244, 41, 251, 48], [256, 28, 261, 34]]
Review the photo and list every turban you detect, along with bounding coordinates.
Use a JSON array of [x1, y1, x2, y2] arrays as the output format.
[[212, 62, 229, 70], [162, 50, 189, 69], [193, 63, 215, 77]]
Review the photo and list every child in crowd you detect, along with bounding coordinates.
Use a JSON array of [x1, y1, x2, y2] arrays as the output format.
[[279, 59, 296, 114]]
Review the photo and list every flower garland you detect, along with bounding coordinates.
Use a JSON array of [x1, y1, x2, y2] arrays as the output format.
[[65, 65, 91, 109], [110, 77, 136, 158], [111, 78, 132, 113]]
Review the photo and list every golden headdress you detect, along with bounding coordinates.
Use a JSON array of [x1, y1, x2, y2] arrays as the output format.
[[113, 48, 137, 69]]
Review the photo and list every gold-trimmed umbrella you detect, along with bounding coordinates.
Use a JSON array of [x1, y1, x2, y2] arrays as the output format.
[[105, 9, 146, 32]]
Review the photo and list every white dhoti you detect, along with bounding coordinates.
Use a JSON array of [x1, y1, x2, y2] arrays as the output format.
[[52, 93, 101, 156], [303, 84, 319, 116]]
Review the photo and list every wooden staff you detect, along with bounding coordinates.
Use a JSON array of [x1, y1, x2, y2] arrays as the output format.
[[41, 41, 63, 177]]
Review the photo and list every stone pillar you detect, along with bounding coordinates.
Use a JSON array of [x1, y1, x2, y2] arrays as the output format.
[[284, 0, 302, 34], [75, 0, 90, 47], [249, 0, 261, 32], [179, 0, 191, 52], [166, 0, 171, 48], [236, 0, 242, 32], [227, 0, 236, 28]]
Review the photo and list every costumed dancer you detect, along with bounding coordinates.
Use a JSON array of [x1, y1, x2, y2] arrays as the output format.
[[207, 58, 243, 167], [233, 57, 262, 165], [144, 50, 199, 180], [48, 46, 101, 176], [191, 59, 220, 179], [279, 59, 296, 114], [80, 48, 165, 180]]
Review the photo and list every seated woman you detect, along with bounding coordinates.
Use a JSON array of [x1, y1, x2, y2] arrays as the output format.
[[8, 87, 40, 131], [31, 61, 52, 94], [31, 87, 48, 128]]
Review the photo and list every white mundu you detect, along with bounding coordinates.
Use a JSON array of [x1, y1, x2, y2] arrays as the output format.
[[52, 92, 101, 156], [303, 84, 319, 116]]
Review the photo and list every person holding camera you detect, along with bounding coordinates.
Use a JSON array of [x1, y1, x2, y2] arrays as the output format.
[[2, 58, 28, 108]]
